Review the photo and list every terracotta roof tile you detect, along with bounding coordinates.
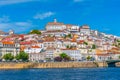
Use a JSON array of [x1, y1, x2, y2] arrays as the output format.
[[31, 45, 40, 48], [2, 41, 14, 45], [47, 22, 64, 25]]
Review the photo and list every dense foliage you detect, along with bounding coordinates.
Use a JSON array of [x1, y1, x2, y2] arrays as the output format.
[[67, 34, 72, 38], [29, 30, 41, 35], [86, 56, 92, 60], [60, 53, 68, 59], [64, 34, 72, 38], [54, 57, 62, 62], [84, 42, 88, 45], [16, 51, 29, 61], [60, 53, 70, 61], [54, 53, 71, 62], [92, 44, 96, 49], [3, 53, 14, 61]]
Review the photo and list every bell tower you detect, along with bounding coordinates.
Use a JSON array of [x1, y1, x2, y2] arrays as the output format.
[[9, 30, 14, 35]]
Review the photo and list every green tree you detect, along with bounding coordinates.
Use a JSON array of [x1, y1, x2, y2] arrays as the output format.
[[84, 42, 88, 45], [60, 53, 68, 59], [16, 51, 29, 61], [117, 39, 120, 42], [86, 56, 92, 61], [60, 53, 71, 61], [119, 56, 120, 59], [67, 34, 72, 38], [66, 45, 70, 49], [3, 53, 14, 61], [92, 44, 96, 49], [29, 30, 41, 35]]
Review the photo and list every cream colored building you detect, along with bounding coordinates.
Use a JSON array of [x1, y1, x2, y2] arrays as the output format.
[[29, 53, 45, 62], [0, 41, 20, 57], [46, 19, 66, 31]]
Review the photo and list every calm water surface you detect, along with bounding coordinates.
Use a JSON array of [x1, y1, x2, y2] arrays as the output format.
[[0, 68, 120, 80]]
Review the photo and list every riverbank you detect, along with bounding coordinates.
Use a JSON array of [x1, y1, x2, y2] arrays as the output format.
[[0, 62, 108, 69]]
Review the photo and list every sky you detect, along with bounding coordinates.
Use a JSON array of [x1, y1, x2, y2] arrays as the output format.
[[0, 0, 120, 36]]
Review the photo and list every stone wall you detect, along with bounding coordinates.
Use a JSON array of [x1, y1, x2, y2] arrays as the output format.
[[115, 62, 120, 67], [0, 62, 107, 69], [96, 62, 108, 67]]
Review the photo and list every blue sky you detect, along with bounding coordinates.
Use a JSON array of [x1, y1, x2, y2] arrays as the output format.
[[0, 0, 120, 35]]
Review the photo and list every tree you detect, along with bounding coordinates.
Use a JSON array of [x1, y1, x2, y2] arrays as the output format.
[[119, 56, 120, 59], [15, 51, 29, 61], [117, 39, 120, 42], [60, 53, 68, 59], [92, 44, 96, 49], [29, 30, 41, 35], [3, 53, 14, 61], [67, 34, 72, 38], [64, 56, 71, 61], [60, 53, 71, 61], [84, 42, 88, 45], [86, 56, 92, 61], [54, 57, 62, 62], [66, 45, 70, 49]]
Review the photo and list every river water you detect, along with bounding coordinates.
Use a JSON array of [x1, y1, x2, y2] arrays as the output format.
[[0, 68, 120, 80]]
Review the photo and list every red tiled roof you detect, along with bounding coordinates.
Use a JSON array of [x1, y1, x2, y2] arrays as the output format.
[[43, 37, 55, 42], [77, 40, 84, 44], [81, 25, 90, 29], [47, 22, 64, 25], [2, 41, 14, 45], [71, 38, 76, 42], [31, 45, 40, 48], [20, 41, 31, 45]]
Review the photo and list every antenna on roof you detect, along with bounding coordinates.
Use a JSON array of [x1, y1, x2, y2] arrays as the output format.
[[54, 18, 57, 23]]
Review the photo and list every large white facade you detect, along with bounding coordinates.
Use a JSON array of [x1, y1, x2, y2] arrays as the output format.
[[80, 25, 90, 35], [0, 42, 20, 57], [62, 49, 82, 61], [46, 19, 66, 31]]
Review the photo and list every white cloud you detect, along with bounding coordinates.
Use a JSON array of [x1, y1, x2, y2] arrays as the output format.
[[0, 21, 34, 33], [14, 22, 32, 26], [73, 0, 84, 2], [34, 11, 55, 20], [0, 0, 41, 6], [0, 15, 37, 33]]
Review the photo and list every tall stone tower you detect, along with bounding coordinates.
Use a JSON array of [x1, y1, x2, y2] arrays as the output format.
[[9, 30, 14, 35]]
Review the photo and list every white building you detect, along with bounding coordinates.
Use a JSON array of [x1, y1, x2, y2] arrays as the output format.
[[69, 25, 79, 32], [45, 47, 55, 60], [29, 53, 45, 62], [43, 37, 56, 48], [80, 25, 90, 35], [0, 41, 20, 57], [46, 19, 66, 31], [24, 45, 42, 53], [43, 31, 67, 37], [61, 49, 82, 61], [9, 30, 14, 35]]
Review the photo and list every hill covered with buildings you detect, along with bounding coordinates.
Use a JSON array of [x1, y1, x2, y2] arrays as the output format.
[[0, 19, 120, 62]]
